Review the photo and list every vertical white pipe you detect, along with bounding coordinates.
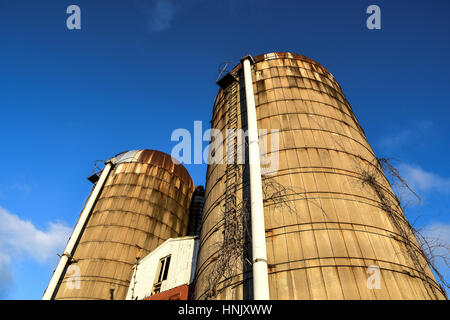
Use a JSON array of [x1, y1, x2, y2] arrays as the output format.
[[241, 56, 270, 300], [42, 162, 113, 300]]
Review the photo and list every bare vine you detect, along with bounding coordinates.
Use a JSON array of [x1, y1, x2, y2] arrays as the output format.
[[308, 113, 448, 299], [358, 157, 448, 298], [201, 166, 297, 300]]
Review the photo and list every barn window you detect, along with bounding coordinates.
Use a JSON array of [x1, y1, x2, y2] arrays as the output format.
[[152, 255, 171, 295]]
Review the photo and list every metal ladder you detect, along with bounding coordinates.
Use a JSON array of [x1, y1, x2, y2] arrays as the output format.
[[224, 78, 239, 225]]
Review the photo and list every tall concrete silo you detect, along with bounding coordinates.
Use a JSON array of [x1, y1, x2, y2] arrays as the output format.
[[44, 149, 195, 300], [194, 52, 446, 300]]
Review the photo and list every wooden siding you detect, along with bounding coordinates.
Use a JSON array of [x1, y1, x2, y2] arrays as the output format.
[[125, 236, 198, 300]]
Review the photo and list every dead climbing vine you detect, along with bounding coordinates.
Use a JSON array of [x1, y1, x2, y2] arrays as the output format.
[[308, 113, 448, 299], [359, 157, 448, 299], [201, 165, 297, 300]]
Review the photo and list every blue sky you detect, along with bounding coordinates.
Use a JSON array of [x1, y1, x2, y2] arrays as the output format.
[[0, 0, 449, 299]]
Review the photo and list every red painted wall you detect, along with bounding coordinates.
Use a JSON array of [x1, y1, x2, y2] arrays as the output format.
[[144, 285, 190, 300]]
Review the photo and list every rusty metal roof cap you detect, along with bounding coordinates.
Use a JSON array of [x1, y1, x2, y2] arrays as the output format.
[[231, 51, 334, 78], [109, 149, 194, 189]]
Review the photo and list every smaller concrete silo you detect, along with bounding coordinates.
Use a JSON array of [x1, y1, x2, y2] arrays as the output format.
[[44, 149, 195, 300]]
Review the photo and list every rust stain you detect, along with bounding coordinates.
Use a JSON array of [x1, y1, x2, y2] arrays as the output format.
[[137, 150, 194, 191]]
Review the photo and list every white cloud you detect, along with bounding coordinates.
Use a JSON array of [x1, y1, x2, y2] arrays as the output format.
[[0, 253, 13, 299], [134, 0, 264, 33], [135, 0, 178, 32], [378, 120, 434, 150], [10, 182, 32, 195], [0, 207, 71, 297], [398, 163, 450, 193], [422, 223, 450, 245], [379, 129, 411, 149], [420, 223, 450, 282]]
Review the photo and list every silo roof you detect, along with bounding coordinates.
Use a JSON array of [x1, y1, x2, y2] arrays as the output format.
[[109, 149, 194, 189], [232, 52, 334, 78]]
